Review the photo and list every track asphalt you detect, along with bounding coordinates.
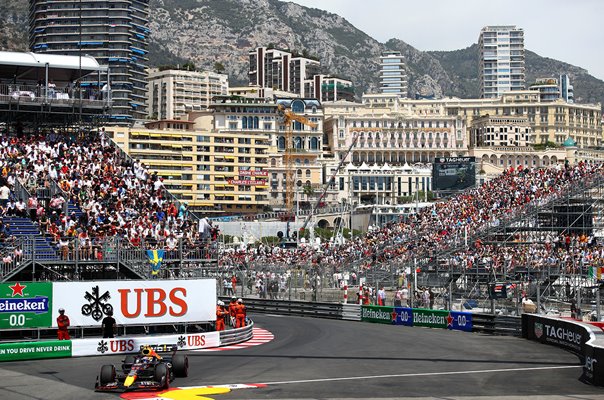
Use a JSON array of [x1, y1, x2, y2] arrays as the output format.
[[0, 313, 602, 399]]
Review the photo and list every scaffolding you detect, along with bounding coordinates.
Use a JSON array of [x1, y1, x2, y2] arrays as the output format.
[[406, 171, 604, 316]]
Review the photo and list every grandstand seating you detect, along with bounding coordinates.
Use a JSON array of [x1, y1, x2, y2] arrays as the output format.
[[2, 216, 58, 260]]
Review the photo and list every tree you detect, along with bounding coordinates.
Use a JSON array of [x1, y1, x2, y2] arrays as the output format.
[[214, 61, 225, 74], [182, 61, 196, 71]]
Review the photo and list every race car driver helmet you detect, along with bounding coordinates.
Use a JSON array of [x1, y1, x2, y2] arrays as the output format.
[[141, 346, 158, 358], [217, 300, 224, 306]]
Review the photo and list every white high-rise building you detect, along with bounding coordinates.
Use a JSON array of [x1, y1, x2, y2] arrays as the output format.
[[148, 69, 228, 120], [478, 26, 525, 99], [379, 51, 408, 98]]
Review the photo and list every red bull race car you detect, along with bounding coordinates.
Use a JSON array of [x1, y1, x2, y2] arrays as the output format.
[[95, 344, 189, 392]]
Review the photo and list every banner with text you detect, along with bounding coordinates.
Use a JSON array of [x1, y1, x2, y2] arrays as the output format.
[[0, 340, 71, 362], [361, 306, 472, 332], [71, 331, 220, 357], [0, 282, 53, 329], [52, 279, 216, 327]]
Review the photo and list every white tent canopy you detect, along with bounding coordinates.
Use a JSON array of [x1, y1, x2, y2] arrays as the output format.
[[0, 51, 106, 83]]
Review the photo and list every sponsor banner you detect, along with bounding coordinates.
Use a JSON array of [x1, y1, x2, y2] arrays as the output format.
[[391, 307, 413, 326], [522, 313, 604, 387], [0, 340, 71, 362], [361, 305, 396, 324], [52, 279, 216, 327], [524, 315, 587, 354], [362, 306, 472, 332], [413, 308, 473, 332], [71, 331, 220, 356], [238, 170, 268, 177], [227, 179, 267, 186], [0, 282, 52, 329]]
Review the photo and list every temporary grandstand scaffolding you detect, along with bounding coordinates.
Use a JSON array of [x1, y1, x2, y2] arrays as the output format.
[[401, 170, 604, 316]]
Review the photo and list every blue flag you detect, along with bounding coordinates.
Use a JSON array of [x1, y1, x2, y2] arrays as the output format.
[[146, 249, 165, 275]]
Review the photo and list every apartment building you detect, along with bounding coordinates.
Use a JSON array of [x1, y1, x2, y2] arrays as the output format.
[[29, 0, 149, 123], [529, 78, 561, 102], [470, 115, 531, 147], [379, 51, 408, 98], [478, 25, 525, 99], [148, 69, 228, 120], [248, 47, 320, 97], [105, 116, 271, 215], [310, 75, 355, 102], [324, 94, 466, 166], [323, 92, 602, 187]]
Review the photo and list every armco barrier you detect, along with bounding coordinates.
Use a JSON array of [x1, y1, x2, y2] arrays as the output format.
[[472, 313, 522, 336], [236, 297, 520, 333], [221, 297, 342, 320], [0, 323, 253, 362], [220, 323, 253, 346], [0, 340, 71, 362], [522, 314, 604, 386]]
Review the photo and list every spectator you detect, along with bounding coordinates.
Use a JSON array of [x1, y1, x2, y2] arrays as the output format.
[[377, 286, 386, 306]]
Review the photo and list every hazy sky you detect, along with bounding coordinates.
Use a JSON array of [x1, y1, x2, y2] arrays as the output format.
[[290, 0, 604, 81]]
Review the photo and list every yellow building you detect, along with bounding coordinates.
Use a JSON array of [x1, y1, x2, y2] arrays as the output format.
[[104, 118, 270, 215]]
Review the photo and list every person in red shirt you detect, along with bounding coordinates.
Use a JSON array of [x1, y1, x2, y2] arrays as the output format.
[[215, 301, 228, 331], [56, 308, 70, 340], [235, 298, 246, 328], [231, 275, 237, 294]]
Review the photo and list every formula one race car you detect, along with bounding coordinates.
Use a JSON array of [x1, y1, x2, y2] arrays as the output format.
[[95, 344, 189, 392]]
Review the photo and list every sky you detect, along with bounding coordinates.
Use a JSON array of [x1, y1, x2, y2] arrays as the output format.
[[290, 0, 604, 81]]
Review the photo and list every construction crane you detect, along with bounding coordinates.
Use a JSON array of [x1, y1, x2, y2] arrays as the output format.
[[300, 128, 361, 233], [276, 103, 318, 217]]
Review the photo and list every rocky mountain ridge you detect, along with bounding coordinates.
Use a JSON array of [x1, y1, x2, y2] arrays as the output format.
[[2, 0, 603, 105]]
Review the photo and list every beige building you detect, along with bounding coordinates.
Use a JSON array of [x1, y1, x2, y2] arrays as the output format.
[[470, 115, 531, 147], [324, 92, 601, 164], [147, 69, 229, 120], [208, 96, 325, 211], [104, 117, 270, 215]]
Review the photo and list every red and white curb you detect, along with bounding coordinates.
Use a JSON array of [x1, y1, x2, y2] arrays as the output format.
[[193, 327, 274, 352]]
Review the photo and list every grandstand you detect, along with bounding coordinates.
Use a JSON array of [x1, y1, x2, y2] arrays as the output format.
[[0, 51, 217, 283], [0, 50, 601, 319]]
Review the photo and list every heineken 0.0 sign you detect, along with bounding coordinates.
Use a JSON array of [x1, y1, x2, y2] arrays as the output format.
[[0, 282, 53, 329], [362, 305, 472, 332]]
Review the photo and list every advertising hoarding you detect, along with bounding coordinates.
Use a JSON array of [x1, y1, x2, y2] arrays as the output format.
[[0, 282, 53, 329], [71, 331, 220, 356], [432, 156, 476, 191], [361, 305, 472, 332], [52, 279, 216, 327], [0, 340, 71, 362]]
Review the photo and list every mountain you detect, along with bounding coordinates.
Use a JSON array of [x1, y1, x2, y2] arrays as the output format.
[[1, 0, 603, 106]]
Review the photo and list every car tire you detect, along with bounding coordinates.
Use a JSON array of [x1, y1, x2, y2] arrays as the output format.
[[172, 354, 189, 377], [122, 355, 135, 371], [100, 365, 116, 385], [154, 363, 169, 388]]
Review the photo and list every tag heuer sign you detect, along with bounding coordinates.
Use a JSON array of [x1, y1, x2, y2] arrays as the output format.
[[534, 322, 543, 338]]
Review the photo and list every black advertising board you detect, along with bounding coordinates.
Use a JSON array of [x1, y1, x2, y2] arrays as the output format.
[[522, 314, 604, 386], [432, 156, 476, 191]]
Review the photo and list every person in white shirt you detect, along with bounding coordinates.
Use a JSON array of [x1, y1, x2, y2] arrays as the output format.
[[401, 286, 409, 307]]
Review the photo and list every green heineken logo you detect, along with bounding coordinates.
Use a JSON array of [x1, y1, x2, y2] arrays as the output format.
[[0, 282, 53, 329]]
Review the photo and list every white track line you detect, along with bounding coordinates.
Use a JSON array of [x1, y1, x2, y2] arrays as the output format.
[[259, 365, 582, 386]]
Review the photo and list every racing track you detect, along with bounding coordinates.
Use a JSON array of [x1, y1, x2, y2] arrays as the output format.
[[0, 314, 602, 400]]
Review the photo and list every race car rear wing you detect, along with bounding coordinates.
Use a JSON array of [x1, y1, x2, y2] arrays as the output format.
[[140, 344, 178, 353]]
